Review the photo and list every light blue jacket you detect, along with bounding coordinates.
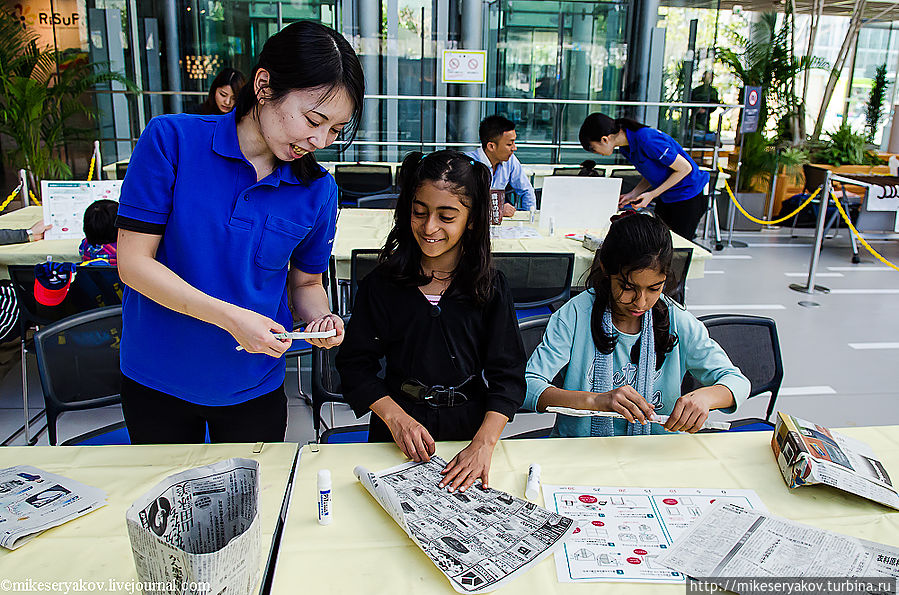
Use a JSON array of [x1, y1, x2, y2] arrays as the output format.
[[466, 147, 537, 210], [524, 291, 750, 437]]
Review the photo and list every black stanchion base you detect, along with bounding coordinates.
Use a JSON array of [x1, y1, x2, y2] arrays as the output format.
[[789, 283, 830, 294]]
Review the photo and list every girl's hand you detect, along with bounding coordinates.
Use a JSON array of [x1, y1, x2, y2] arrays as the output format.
[[385, 410, 436, 463], [590, 387, 655, 425], [665, 390, 711, 433], [304, 313, 344, 349], [440, 438, 496, 492], [227, 307, 290, 357]]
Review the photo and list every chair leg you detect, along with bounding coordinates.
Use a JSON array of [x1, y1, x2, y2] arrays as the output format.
[[47, 409, 58, 446], [21, 338, 31, 444]]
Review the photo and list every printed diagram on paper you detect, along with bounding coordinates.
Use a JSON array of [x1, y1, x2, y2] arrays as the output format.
[[542, 485, 766, 584], [41, 181, 122, 240], [355, 457, 576, 594]]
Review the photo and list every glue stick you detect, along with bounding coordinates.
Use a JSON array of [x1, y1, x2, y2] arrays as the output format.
[[525, 463, 541, 501], [317, 469, 332, 525]]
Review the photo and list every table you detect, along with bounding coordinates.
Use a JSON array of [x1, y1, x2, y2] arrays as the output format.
[[271, 429, 899, 595], [0, 442, 299, 592], [0, 206, 80, 280], [334, 208, 710, 283]]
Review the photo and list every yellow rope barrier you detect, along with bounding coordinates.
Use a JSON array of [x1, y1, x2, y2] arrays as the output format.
[[829, 192, 899, 273], [29, 190, 40, 206], [717, 165, 819, 225], [0, 185, 21, 213], [87, 154, 96, 181]]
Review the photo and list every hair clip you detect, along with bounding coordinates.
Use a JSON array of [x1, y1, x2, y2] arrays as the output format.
[[610, 207, 640, 223]]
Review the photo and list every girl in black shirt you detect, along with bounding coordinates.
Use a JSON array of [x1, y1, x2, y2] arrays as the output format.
[[337, 150, 526, 493]]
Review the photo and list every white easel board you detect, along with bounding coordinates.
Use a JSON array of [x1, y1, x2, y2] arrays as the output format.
[[40, 181, 122, 240], [539, 176, 621, 234]]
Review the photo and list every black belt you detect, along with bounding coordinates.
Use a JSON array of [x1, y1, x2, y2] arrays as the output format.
[[399, 376, 476, 407]]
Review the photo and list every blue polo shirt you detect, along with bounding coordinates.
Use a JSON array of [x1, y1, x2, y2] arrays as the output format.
[[116, 111, 338, 406], [619, 127, 709, 203]]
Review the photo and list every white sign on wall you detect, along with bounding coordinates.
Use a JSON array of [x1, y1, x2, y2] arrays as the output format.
[[441, 50, 487, 84]]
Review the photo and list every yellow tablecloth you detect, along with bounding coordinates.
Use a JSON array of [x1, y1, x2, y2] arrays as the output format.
[[0, 443, 299, 591], [334, 208, 709, 283], [0, 206, 80, 280], [271, 429, 899, 595]]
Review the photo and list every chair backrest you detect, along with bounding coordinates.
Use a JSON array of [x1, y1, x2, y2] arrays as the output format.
[[334, 164, 394, 201], [518, 314, 565, 389], [608, 169, 643, 195], [665, 248, 693, 306], [357, 193, 399, 209], [552, 167, 582, 176], [349, 249, 382, 310], [803, 164, 830, 194], [493, 252, 574, 309], [8, 264, 124, 329], [115, 162, 129, 179], [311, 316, 353, 436], [682, 314, 783, 421], [33, 305, 123, 413]]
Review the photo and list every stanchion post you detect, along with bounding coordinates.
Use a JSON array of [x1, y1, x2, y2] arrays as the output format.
[[789, 169, 832, 295], [93, 140, 102, 180], [18, 169, 28, 210], [723, 136, 749, 248]]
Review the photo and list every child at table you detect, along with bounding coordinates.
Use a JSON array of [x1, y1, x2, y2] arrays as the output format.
[[524, 212, 749, 436], [337, 150, 526, 492], [79, 199, 118, 266]]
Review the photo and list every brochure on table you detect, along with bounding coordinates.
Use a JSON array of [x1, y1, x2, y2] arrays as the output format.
[[40, 181, 122, 240], [541, 485, 766, 584]]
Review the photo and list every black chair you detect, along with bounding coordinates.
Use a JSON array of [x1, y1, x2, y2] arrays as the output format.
[[551, 167, 582, 176], [493, 253, 574, 315], [681, 314, 783, 431], [311, 317, 359, 442], [8, 264, 124, 443], [115, 162, 129, 180], [357, 193, 399, 209], [518, 314, 565, 389], [666, 248, 693, 306], [334, 164, 393, 205], [608, 168, 643, 195], [348, 249, 381, 312], [32, 306, 123, 446]]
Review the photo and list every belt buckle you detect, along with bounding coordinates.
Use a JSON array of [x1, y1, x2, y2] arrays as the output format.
[[424, 385, 446, 406]]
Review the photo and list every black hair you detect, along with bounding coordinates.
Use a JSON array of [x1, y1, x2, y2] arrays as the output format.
[[579, 112, 648, 151], [199, 68, 246, 115], [83, 199, 119, 245], [479, 115, 516, 149], [381, 150, 495, 305], [233, 21, 364, 185], [585, 213, 678, 368], [578, 159, 600, 177]]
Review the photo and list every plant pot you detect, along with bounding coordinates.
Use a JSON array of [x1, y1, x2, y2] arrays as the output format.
[[718, 192, 765, 232]]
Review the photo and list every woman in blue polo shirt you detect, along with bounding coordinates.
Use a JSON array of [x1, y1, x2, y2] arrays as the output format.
[[579, 113, 709, 240], [115, 21, 364, 444]]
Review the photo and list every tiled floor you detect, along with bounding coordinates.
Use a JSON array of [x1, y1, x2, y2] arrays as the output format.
[[2, 223, 898, 447]]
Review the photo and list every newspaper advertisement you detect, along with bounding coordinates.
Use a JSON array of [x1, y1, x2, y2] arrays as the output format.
[[772, 412, 899, 509], [125, 458, 261, 595], [542, 485, 765, 584], [354, 456, 577, 593], [0, 465, 107, 550], [658, 501, 899, 588], [40, 180, 122, 240]]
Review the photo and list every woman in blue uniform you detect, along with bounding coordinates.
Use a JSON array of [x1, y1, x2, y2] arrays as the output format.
[[115, 21, 364, 443], [579, 112, 709, 240]]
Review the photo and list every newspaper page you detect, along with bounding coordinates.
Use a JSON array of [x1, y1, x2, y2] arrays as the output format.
[[545, 407, 731, 431], [354, 456, 577, 594], [40, 180, 122, 240], [542, 485, 765, 584], [125, 458, 261, 595], [772, 412, 899, 509], [0, 465, 107, 550], [658, 502, 899, 590]]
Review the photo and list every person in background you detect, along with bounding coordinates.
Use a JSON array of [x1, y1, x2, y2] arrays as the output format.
[[467, 115, 536, 217], [197, 68, 246, 115], [580, 112, 710, 240], [79, 199, 118, 266], [691, 71, 720, 136], [577, 159, 602, 177]]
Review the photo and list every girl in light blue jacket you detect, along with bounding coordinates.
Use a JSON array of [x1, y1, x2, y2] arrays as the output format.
[[524, 213, 749, 437]]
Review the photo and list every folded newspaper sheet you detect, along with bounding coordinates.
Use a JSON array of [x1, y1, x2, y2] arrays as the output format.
[[545, 406, 731, 431], [354, 456, 577, 593], [772, 412, 899, 509], [125, 458, 261, 595], [658, 501, 899, 590], [0, 465, 107, 549]]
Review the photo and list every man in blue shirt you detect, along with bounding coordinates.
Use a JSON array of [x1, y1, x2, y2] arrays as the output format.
[[466, 115, 537, 216]]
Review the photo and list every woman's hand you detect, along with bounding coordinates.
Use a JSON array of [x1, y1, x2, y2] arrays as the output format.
[[440, 438, 496, 492], [226, 306, 290, 357], [617, 192, 636, 209], [589, 387, 655, 425], [665, 390, 712, 433], [304, 313, 344, 348], [628, 191, 656, 209], [385, 409, 436, 463]]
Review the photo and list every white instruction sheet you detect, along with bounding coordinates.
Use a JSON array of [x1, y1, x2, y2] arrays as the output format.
[[40, 180, 122, 240], [355, 456, 577, 594], [541, 485, 766, 584]]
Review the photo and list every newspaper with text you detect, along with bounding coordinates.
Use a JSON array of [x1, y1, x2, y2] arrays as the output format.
[[658, 502, 899, 588], [355, 457, 577, 593], [0, 465, 107, 549], [125, 458, 261, 595]]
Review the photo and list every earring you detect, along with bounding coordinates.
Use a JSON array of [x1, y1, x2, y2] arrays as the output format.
[[259, 99, 265, 106]]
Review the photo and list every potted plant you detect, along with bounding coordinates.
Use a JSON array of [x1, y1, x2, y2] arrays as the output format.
[[0, 8, 134, 198]]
